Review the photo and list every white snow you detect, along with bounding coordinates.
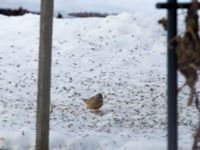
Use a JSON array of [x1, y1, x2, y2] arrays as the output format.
[[0, 12, 198, 150]]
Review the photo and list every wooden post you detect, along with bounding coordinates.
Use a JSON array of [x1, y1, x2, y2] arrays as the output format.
[[36, 0, 54, 150]]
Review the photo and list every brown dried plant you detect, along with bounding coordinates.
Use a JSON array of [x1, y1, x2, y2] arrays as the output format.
[[193, 116, 200, 150], [173, 1, 200, 149], [174, 0, 200, 109], [158, 17, 167, 30]]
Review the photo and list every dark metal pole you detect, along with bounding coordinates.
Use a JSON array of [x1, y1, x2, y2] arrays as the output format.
[[36, 0, 54, 149], [167, 0, 177, 150]]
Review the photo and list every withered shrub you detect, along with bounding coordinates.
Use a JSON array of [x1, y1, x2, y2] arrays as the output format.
[[173, 0, 200, 149]]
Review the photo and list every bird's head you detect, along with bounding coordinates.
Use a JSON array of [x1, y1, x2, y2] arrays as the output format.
[[96, 93, 103, 99]]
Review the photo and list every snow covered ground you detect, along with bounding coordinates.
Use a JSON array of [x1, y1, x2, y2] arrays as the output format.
[[0, 12, 199, 149]]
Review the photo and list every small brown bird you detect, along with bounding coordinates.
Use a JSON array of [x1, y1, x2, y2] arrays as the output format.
[[82, 93, 103, 110]]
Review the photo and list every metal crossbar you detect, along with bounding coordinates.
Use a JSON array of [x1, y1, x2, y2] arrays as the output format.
[[156, 2, 200, 9]]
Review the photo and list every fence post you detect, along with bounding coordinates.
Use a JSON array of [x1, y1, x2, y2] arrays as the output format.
[[167, 0, 178, 150], [36, 0, 54, 149]]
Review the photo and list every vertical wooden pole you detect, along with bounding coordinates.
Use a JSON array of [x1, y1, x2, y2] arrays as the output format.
[[167, 0, 177, 150], [36, 0, 54, 149]]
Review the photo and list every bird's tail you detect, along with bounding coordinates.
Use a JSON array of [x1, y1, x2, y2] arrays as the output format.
[[80, 98, 87, 102]]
